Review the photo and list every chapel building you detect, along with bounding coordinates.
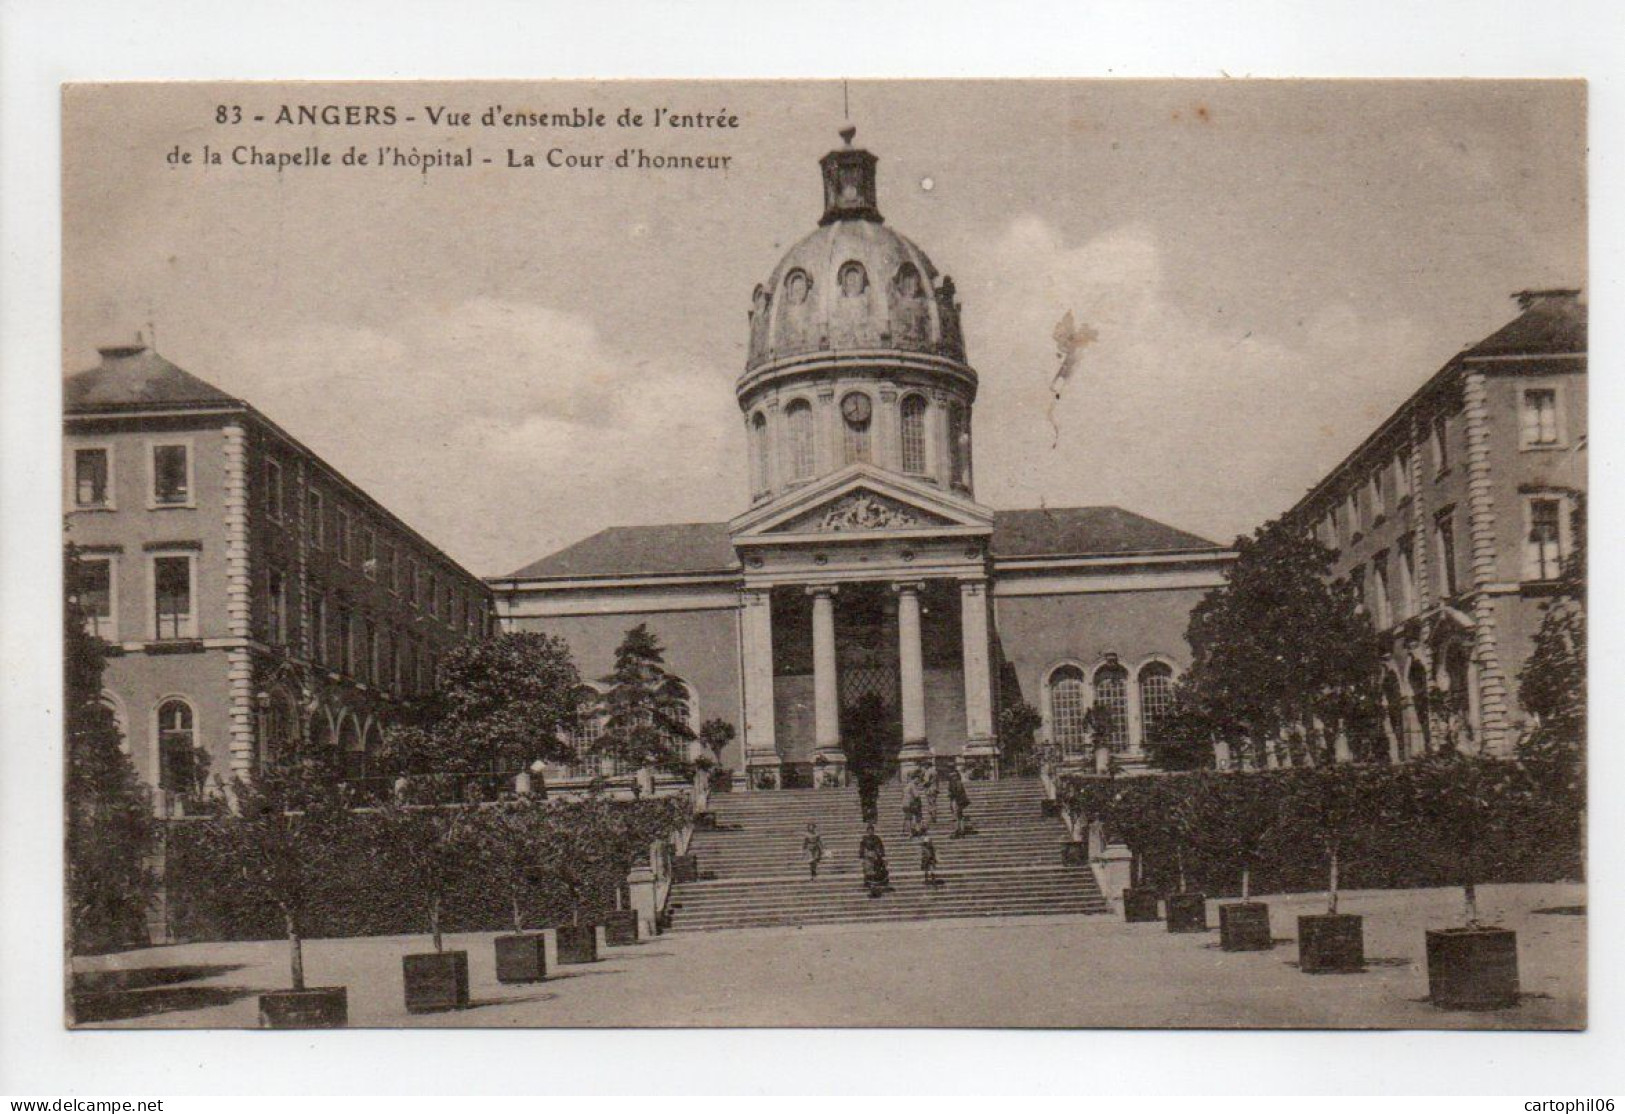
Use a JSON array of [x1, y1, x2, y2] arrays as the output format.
[[494, 132, 1234, 788]]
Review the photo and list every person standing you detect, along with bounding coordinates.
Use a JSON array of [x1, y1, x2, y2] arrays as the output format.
[[902, 768, 925, 838], [802, 821, 825, 880], [948, 766, 973, 838], [922, 763, 940, 831], [920, 835, 940, 887], [859, 823, 890, 897]]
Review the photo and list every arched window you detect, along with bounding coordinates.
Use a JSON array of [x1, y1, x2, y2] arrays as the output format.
[[1382, 671, 1407, 761], [750, 411, 769, 494], [1439, 643, 1472, 749], [1138, 662, 1175, 744], [1094, 664, 1130, 751], [564, 687, 606, 779], [900, 394, 928, 474], [841, 392, 872, 464], [786, 399, 815, 481], [1048, 665, 1089, 757], [339, 716, 365, 781], [259, 688, 297, 768], [948, 400, 971, 488], [156, 699, 196, 793], [1407, 659, 1432, 755]]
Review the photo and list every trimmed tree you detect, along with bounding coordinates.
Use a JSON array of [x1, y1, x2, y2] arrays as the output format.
[[65, 545, 158, 954], [1404, 752, 1534, 927], [376, 800, 482, 953], [1194, 770, 1286, 900], [692, 718, 736, 814], [1276, 764, 1384, 915], [379, 632, 584, 797], [1181, 516, 1383, 768], [595, 624, 696, 778]]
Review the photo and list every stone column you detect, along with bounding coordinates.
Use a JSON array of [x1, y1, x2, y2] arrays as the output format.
[[959, 579, 996, 766], [808, 585, 845, 785], [740, 587, 780, 788], [818, 387, 839, 474], [929, 389, 952, 488], [894, 581, 929, 765], [877, 387, 900, 471]]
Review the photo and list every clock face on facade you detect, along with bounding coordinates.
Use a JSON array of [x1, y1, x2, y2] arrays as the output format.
[[841, 392, 872, 426]]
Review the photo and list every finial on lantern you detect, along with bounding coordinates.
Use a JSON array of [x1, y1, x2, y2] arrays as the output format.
[[839, 125, 857, 147]]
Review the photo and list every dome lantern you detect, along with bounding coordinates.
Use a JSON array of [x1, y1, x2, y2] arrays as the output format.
[[819, 126, 882, 226]]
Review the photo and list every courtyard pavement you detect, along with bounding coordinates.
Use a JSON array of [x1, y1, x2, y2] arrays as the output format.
[[71, 882, 1585, 1029]]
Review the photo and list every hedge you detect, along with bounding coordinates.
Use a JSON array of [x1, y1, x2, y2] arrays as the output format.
[[165, 796, 689, 943], [1059, 752, 1583, 900]]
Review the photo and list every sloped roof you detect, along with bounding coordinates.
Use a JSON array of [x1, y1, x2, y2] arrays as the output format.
[[1464, 292, 1587, 358], [65, 345, 243, 412], [504, 506, 1221, 580]]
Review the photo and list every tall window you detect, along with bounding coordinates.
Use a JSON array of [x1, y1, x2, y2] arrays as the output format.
[[1369, 471, 1386, 521], [380, 543, 396, 592], [79, 557, 114, 640], [152, 555, 193, 639], [948, 401, 971, 488], [1138, 662, 1175, 744], [1431, 415, 1450, 475], [1094, 664, 1129, 751], [363, 618, 378, 684], [1393, 449, 1412, 502], [750, 411, 770, 494], [900, 394, 928, 474], [311, 589, 328, 665], [267, 568, 287, 645], [336, 606, 353, 674], [361, 526, 377, 578], [1371, 552, 1392, 629], [157, 699, 196, 792], [265, 459, 284, 521], [308, 489, 325, 549], [1521, 388, 1561, 447], [1048, 665, 1089, 757], [786, 399, 815, 481], [1397, 535, 1417, 620], [74, 448, 110, 508], [335, 509, 352, 564], [1435, 513, 1459, 597], [1526, 497, 1565, 581], [151, 443, 190, 506], [841, 392, 872, 464]]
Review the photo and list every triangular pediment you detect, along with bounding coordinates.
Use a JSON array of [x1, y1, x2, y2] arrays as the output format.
[[729, 464, 995, 543]]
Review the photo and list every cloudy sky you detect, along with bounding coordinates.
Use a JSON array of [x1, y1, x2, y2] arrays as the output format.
[[63, 80, 1585, 576]]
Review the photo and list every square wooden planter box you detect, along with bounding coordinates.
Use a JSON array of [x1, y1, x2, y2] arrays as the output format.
[[554, 923, 599, 965], [1218, 901, 1273, 951], [1165, 892, 1208, 933], [602, 910, 640, 947], [1123, 888, 1161, 923], [1426, 927, 1519, 1010], [402, 950, 470, 1013], [1298, 913, 1364, 973], [259, 987, 347, 1028], [494, 933, 547, 983]]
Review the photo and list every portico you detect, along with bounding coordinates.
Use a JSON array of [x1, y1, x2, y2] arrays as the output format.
[[730, 465, 998, 788]]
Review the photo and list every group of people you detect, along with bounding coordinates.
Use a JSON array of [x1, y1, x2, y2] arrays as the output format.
[[800, 762, 977, 899]]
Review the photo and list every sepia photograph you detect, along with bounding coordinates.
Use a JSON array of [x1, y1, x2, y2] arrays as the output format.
[[57, 78, 1586, 1034]]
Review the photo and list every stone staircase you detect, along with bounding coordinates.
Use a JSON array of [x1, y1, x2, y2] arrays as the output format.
[[666, 776, 1110, 932]]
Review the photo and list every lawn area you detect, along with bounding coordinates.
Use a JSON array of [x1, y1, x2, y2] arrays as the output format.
[[70, 881, 1584, 1029]]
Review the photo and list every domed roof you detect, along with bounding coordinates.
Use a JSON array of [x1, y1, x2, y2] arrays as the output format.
[[745, 134, 966, 374]]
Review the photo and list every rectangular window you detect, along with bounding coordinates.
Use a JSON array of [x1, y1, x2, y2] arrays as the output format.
[[1525, 497, 1565, 581], [1394, 449, 1412, 502], [361, 526, 377, 578], [1435, 513, 1459, 598], [1521, 388, 1561, 448], [1397, 535, 1417, 621], [74, 448, 111, 508], [1329, 503, 1342, 543], [267, 568, 287, 645], [79, 556, 115, 640], [1369, 471, 1386, 521], [308, 489, 325, 549], [335, 509, 352, 564], [1431, 415, 1450, 475], [1345, 492, 1360, 536], [406, 559, 419, 607], [1371, 553, 1391, 628], [311, 589, 327, 665], [380, 543, 396, 591], [426, 572, 438, 614], [152, 554, 194, 639], [363, 619, 378, 684], [151, 443, 191, 506], [265, 459, 284, 522], [336, 605, 353, 674]]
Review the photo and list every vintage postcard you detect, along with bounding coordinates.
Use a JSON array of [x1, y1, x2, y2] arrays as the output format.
[[61, 79, 1586, 1030]]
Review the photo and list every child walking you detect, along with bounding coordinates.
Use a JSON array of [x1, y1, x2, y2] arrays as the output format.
[[802, 821, 825, 879], [920, 835, 940, 887]]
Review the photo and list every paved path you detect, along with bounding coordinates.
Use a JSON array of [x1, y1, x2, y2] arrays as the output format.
[[72, 882, 1584, 1029]]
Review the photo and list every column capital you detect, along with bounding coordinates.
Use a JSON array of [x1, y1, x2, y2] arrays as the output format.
[[890, 580, 926, 596], [958, 576, 988, 597], [740, 585, 775, 607], [804, 583, 840, 599]]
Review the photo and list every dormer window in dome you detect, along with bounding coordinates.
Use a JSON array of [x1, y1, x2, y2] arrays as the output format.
[[895, 263, 924, 300], [784, 269, 812, 306], [838, 261, 868, 298]]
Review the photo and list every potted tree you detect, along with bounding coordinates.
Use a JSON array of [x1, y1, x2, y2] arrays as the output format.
[[1202, 769, 1283, 951], [536, 799, 618, 964], [1105, 776, 1169, 924], [381, 800, 480, 1012], [1408, 751, 1531, 1010], [216, 751, 352, 1029], [691, 718, 735, 828], [1157, 774, 1209, 934], [476, 802, 551, 983], [1279, 764, 1378, 973]]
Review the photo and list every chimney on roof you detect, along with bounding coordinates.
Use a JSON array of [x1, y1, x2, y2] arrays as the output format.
[[1515, 288, 1581, 311]]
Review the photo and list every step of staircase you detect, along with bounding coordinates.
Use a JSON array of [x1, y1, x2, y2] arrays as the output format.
[[668, 776, 1106, 932]]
